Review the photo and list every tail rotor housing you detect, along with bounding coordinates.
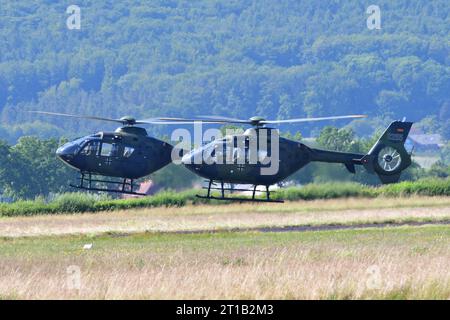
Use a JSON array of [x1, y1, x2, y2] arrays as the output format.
[[361, 121, 413, 184]]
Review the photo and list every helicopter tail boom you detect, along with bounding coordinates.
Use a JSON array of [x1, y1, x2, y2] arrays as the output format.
[[309, 149, 364, 174], [308, 121, 413, 184]]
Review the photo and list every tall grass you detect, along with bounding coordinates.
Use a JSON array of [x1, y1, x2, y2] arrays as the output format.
[[0, 178, 449, 217], [0, 226, 448, 299]]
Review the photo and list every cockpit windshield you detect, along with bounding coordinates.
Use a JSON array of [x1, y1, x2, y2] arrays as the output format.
[[80, 140, 100, 156], [57, 137, 88, 155]]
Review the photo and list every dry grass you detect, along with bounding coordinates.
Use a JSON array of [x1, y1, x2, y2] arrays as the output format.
[[0, 197, 449, 299], [0, 226, 448, 299], [0, 196, 449, 237]]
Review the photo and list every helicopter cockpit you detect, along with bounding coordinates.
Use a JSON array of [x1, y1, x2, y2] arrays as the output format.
[[56, 134, 101, 161], [56, 133, 136, 164]]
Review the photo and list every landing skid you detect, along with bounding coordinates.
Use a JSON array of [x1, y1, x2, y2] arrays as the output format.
[[198, 180, 284, 203], [69, 184, 147, 196], [70, 172, 145, 196]]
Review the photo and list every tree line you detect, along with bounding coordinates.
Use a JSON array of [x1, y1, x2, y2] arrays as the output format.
[[0, 0, 448, 142]]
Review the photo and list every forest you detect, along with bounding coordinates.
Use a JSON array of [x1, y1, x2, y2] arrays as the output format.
[[0, 0, 448, 199]]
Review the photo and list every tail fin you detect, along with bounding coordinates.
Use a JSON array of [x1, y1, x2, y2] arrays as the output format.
[[361, 121, 413, 184]]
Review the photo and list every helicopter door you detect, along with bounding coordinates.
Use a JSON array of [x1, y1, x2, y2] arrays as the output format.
[[99, 142, 121, 165], [116, 143, 145, 178], [76, 140, 100, 171]]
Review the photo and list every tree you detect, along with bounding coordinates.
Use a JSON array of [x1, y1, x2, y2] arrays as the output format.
[[1, 137, 75, 199], [316, 127, 361, 153]]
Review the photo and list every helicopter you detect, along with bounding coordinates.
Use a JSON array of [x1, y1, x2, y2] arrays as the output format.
[[162, 115, 414, 202], [30, 111, 413, 201], [29, 111, 194, 195]]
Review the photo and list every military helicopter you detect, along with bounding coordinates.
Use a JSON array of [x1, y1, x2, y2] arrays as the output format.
[[163, 115, 413, 202], [29, 111, 194, 195]]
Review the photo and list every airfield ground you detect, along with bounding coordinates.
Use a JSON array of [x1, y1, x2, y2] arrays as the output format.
[[0, 196, 449, 299]]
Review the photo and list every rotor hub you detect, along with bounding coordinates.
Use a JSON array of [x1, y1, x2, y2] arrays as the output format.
[[120, 116, 137, 126], [249, 116, 266, 127]]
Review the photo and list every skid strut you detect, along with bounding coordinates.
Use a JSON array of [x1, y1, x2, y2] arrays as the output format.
[[198, 179, 283, 203], [70, 172, 147, 196]]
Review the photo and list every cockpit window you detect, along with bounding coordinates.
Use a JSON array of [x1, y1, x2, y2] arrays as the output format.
[[123, 146, 134, 158], [80, 140, 100, 156]]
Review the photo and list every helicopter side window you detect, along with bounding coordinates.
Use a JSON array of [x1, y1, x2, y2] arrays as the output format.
[[245, 137, 250, 163], [100, 143, 112, 156], [258, 150, 269, 163], [231, 136, 247, 164], [80, 141, 99, 156], [111, 143, 120, 157], [123, 146, 135, 158], [232, 147, 246, 163], [212, 143, 225, 163], [100, 143, 120, 157]]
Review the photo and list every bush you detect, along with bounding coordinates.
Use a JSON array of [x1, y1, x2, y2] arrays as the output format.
[[276, 182, 376, 201], [52, 193, 97, 213], [0, 198, 54, 216], [380, 178, 450, 197], [0, 178, 449, 217]]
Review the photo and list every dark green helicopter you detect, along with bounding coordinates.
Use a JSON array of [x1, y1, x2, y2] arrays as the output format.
[[30, 111, 191, 195], [164, 115, 414, 202]]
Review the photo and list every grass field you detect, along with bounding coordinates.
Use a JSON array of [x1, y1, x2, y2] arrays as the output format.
[[0, 197, 449, 299]]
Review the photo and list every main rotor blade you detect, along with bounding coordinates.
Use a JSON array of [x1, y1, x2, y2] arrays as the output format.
[[29, 111, 367, 126], [197, 115, 250, 123], [148, 117, 247, 124], [136, 119, 220, 125], [261, 115, 367, 124], [28, 111, 126, 124], [30, 112, 231, 126]]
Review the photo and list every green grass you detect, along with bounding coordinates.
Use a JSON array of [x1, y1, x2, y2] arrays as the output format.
[[1, 178, 449, 217], [1, 224, 447, 258]]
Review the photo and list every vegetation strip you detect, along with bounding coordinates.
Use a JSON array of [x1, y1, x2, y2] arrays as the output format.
[[1, 178, 449, 217]]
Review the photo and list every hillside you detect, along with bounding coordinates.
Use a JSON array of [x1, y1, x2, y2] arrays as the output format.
[[0, 0, 448, 142]]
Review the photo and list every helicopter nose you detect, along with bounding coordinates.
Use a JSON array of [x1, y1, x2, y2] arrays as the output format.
[[181, 152, 193, 165], [55, 146, 64, 157], [56, 144, 77, 162]]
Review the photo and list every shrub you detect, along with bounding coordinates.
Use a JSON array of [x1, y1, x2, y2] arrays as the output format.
[[276, 182, 377, 201], [52, 193, 97, 213]]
